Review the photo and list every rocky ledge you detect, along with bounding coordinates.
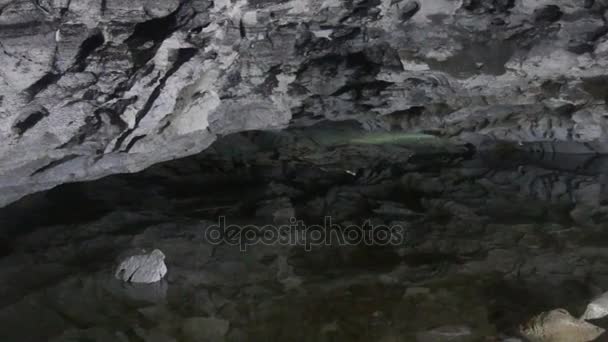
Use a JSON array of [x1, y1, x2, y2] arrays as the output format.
[[2, 0, 608, 206]]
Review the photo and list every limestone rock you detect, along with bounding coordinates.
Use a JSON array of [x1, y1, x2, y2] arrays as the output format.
[[115, 249, 167, 284], [2, 0, 608, 208], [520, 309, 605, 342], [581, 291, 608, 321]]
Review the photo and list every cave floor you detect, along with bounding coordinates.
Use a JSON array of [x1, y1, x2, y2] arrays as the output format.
[[1, 130, 608, 341]]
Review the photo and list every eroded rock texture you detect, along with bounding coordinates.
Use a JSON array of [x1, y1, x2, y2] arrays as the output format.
[[2, 0, 608, 206]]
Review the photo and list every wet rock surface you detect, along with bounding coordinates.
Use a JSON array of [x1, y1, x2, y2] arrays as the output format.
[[582, 291, 608, 321], [3, 0, 608, 206], [521, 309, 604, 342], [115, 249, 168, 283], [2, 130, 608, 340]]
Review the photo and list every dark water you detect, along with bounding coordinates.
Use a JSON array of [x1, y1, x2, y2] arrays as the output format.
[[1, 143, 608, 341]]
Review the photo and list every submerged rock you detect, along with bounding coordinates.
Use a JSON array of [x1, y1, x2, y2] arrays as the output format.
[[581, 291, 608, 321], [181, 317, 230, 342], [403, 286, 431, 298], [108, 279, 168, 303], [115, 249, 167, 284], [520, 309, 605, 342], [50, 327, 129, 342], [255, 197, 295, 224], [416, 325, 474, 342]]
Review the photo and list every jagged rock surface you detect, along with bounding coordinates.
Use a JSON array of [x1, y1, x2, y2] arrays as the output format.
[[115, 249, 167, 283], [581, 291, 608, 321], [520, 309, 605, 342], [2, 0, 608, 206]]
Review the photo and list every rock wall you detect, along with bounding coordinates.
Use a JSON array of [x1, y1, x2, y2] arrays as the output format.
[[1, 0, 608, 206]]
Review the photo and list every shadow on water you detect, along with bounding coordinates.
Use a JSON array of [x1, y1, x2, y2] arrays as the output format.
[[0, 183, 113, 235]]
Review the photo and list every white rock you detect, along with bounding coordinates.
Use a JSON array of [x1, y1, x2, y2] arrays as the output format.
[[521, 308, 604, 342], [582, 291, 608, 321], [115, 249, 167, 284]]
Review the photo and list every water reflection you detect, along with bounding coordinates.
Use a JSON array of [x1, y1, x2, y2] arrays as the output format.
[[1, 145, 608, 341]]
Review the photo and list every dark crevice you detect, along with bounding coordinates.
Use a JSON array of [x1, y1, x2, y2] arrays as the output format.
[[31, 155, 79, 176], [126, 12, 180, 68], [332, 27, 362, 42], [582, 75, 608, 101], [107, 98, 136, 128], [60, 0, 72, 16], [124, 135, 147, 152], [588, 25, 608, 42], [111, 78, 137, 100], [0, 3, 7, 17], [140, 63, 157, 80], [133, 48, 197, 126], [568, 42, 594, 55], [70, 30, 105, 72], [114, 128, 135, 152], [298, 52, 385, 99], [158, 121, 172, 134], [13, 108, 50, 135], [239, 18, 246, 39], [58, 113, 103, 149], [189, 25, 205, 34], [127, 15, 178, 46], [340, 0, 381, 22], [82, 88, 100, 100], [296, 54, 344, 78], [462, 0, 514, 13], [146, 72, 162, 88], [345, 52, 377, 71], [22, 73, 60, 102], [106, 96, 138, 119], [0, 20, 51, 34], [114, 48, 198, 152], [364, 44, 403, 70], [256, 65, 282, 95], [32, 0, 52, 15], [388, 106, 425, 117], [331, 80, 393, 98], [534, 5, 563, 23], [400, 0, 420, 21]]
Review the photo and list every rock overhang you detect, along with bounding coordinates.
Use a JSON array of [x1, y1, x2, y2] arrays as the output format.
[[1, 0, 608, 207]]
